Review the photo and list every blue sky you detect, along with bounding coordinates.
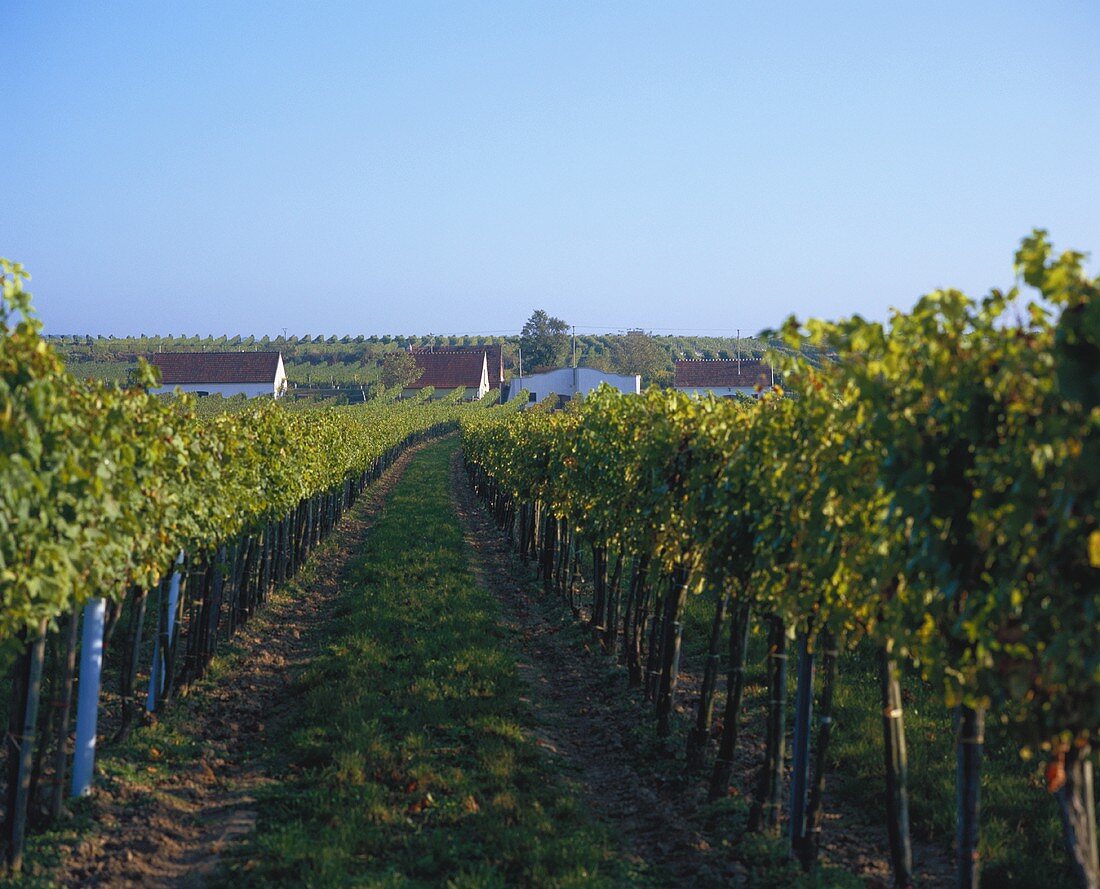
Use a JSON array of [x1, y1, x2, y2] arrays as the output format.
[[4, 1, 1098, 337]]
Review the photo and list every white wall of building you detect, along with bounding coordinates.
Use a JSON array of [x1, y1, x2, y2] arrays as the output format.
[[506, 367, 641, 403], [151, 382, 275, 399], [676, 385, 761, 399], [400, 382, 489, 402], [273, 356, 288, 397], [475, 360, 490, 399]]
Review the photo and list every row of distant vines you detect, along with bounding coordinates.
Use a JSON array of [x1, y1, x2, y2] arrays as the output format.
[[461, 232, 1099, 889]]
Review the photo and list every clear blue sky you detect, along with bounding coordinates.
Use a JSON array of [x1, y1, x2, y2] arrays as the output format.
[[4, 1, 1098, 337]]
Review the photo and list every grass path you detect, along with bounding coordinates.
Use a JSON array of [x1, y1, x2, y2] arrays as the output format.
[[10, 440, 429, 884], [22, 439, 432, 888], [22, 432, 943, 888], [219, 436, 863, 887], [448, 450, 749, 887], [215, 437, 643, 887]]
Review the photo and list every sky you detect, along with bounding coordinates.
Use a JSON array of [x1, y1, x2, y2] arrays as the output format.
[[3, 1, 1099, 338]]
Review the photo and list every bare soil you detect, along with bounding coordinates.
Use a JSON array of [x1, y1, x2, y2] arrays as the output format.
[[48, 445, 425, 888]]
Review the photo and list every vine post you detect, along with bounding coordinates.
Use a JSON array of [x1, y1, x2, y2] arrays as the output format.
[[955, 704, 984, 889], [71, 598, 107, 798], [879, 643, 913, 888], [1054, 743, 1099, 889], [708, 602, 751, 800], [789, 632, 815, 856], [49, 612, 81, 819], [801, 630, 839, 870], [687, 586, 730, 771], [2, 620, 49, 872], [750, 615, 788, 834]]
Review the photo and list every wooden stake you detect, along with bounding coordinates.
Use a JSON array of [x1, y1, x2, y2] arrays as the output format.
[[687, 586, 730, 771], [801, 632, 839, 870], [708, 602, 751, 800], [1055, 743, 1099, 889], [789, 632, 815, 855], [2, 621, 48, 872], [49, 612, 80, 820], [750, 616, 787, 834], [880, 645, 914, 888], [955, 704, 984, 889]]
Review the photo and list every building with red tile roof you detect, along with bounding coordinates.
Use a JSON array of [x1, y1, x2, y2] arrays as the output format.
[[674, 359, 773, 398], [411, 344, 504, 391], [402, 350, 489, 400], [149, 352, 287, 398]]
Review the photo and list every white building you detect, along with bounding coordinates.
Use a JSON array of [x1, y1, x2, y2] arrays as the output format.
[[673, 359, 774, 398], [150, 352, 288, 398], [505, 367, 641, 404]]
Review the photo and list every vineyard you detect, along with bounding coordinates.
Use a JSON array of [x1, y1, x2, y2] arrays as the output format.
[[1, 232, 1098, 888], [460, 232, 1099, 888], [0, 259, 482, 877]]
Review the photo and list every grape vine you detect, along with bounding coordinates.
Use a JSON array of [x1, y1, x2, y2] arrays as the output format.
[[462, 232, 1099, 888]]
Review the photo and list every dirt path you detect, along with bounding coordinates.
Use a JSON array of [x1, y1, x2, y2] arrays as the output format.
[[449, 452, 953, 888], [51, 444, 427, 888]]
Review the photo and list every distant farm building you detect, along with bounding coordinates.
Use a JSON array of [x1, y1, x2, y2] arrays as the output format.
[[413, 344, 504, 395], [149, 352, 288, 399], [505, 367, 641, 404], [403, 350, 490, 401], [674, 359, 774, 398]]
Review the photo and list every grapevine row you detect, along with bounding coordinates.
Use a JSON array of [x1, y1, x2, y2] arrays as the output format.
[[0, 260, 483, 872], [461, 232, 1099, 888]]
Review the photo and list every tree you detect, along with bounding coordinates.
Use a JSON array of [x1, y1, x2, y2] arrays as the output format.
[[380, 350, 423, 389], [610, 330, 670, 384], [520, 309, 569, 372]]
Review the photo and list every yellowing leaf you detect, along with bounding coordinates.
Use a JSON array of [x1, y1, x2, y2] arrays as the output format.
[[1089, 531, 1100, 568]]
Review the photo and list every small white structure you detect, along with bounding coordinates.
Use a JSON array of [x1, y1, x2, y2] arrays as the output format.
[[402, 350, 490, 401], [674, 359, 773, 398], [506, 367, 641, 404], [150, 352, 288, 399]]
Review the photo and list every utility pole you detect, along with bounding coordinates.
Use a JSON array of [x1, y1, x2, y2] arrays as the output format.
[[737, 328, 742, 375], [572, 325, 577, 368]]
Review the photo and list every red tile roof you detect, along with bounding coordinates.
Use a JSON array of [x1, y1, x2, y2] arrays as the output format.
[[478, 344, 504, 387], [149, 352, 283, 384], [412, 345, 503, 386], [674, 359, 773, 389], [408, 351, 487, 389]]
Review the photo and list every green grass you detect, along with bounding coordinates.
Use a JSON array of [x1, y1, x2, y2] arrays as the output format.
[[697, 796, 862, 889], [676, 588, 1078, 887], [216, 438, 645, 887], [828, 644, 1074, 888], [0, 798, 97, 889]]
